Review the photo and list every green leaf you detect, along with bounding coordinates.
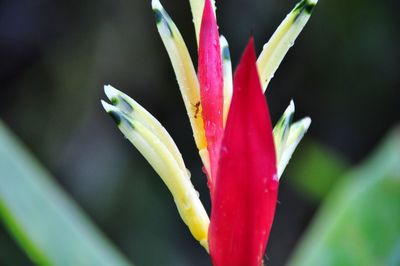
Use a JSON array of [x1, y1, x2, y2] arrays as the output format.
[[289, 126, 400, 266], [286, 141, 349, 201], [0, 120, 132, 266]]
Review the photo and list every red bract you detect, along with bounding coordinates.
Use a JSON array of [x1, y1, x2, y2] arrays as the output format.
[[198, 0, 224, 190], [209, 38, 278, 266]]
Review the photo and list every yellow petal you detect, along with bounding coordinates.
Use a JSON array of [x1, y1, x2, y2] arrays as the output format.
[[257, 0, 318, 91], [102, 99, 210, 250], [152, 0, 207, 153], [104, 85, 186, 173]]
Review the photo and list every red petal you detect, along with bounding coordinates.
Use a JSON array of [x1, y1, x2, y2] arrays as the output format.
[[198, 0, 224, 189], [209, 38, 278, 266]]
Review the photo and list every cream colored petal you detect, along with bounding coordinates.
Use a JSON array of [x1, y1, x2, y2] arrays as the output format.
[[152, 0, 207, 153], [188, 0, 216, 45], [220, 35, 233, 126], [278, 117, 311, 178], [102, 100, 210, 250], [273, 101, 311, 178], [104, 85, 186, 173], [257, 0, 318, 91], [273, 100, 295, 163]]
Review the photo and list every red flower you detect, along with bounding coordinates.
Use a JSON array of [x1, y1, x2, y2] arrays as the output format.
[[198, 1, 278, 265], [208, 38, 278, 266]]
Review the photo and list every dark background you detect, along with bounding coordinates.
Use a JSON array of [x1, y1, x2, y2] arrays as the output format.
[[0, 0, 399, 265]]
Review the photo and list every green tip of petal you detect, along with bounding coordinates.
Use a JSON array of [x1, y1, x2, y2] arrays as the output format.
[[101, 100, 134, 129], [257, 0, 319, 90], [219, 35, 233, 126], [293, 0, 318, 14], [220, 35, 230, 61], [101, 99, 118, 118], [101, 97, 131, 127], [293, 0, 318, 22], [151, 0, 174, 38], [152, 0, 166, 27], [274, 101, 311, 179], [104, 85, 134, 114], [285, 100, 295, 129], [104, 85, 119, 103], [274, 100, 295, 145]]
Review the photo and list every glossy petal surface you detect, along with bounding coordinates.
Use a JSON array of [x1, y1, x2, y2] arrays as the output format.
[[209, 38, 278, 266], [198, 0, 224, 188]]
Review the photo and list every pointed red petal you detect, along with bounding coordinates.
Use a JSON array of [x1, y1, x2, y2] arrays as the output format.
[[209, 38, 278, 266], [198, 0, 224, 189]]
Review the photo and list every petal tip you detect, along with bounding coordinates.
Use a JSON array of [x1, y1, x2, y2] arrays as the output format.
[[219, 35, 228, 46], [101, 100, 126, 126], [151, 0, 162, 10], [301, 117, 312, 130], [288, 99, 295, 113], [101, 99, 115, 112], [104, 85, 119, 102]]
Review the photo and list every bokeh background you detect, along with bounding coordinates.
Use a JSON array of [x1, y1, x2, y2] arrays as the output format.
[[1, 0, 399, 265]]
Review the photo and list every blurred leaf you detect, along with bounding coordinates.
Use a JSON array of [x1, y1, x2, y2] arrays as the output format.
[[0, 120, 132, 266], [289, 126, 400, 266], [286, 141, 349, 201]]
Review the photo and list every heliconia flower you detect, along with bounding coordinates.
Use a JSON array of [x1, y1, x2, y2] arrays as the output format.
[[209, 38, 278, 266], [102, 0, 317, 264]]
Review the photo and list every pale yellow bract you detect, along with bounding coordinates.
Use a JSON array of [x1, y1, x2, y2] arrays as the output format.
[[102, 97, 210, 250], [257, 0, 319, 91]]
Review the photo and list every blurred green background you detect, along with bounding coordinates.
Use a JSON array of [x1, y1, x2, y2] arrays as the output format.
[[0, 0, 399, 265]]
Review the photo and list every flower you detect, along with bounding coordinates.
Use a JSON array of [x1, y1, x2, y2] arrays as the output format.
[[209, 37, 278, 266], [102, 0, 317, 264]]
